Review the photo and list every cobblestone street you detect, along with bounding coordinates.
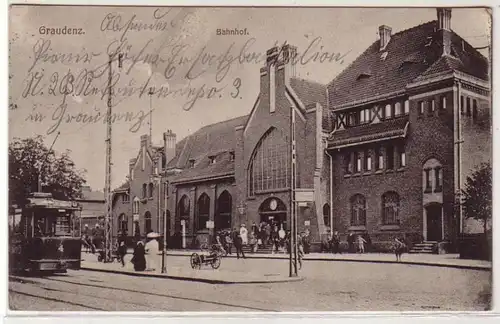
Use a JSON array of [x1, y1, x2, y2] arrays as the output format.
[[9, 256, 492, 311]]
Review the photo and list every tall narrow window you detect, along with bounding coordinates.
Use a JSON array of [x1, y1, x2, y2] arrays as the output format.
[[345, 153, 353, 174], [434, 167, 443, 192], [424, 169, 432, 192], [360, 109, 365, 124], [365, 151, 372, 171], [382, 192, 400, 225], [399, 146, 406, 168], [419, 101, 425, 116], [472, 99, 478, 121], [404, 100, 410, 114], [460, 95, 465, 114], [142, 184, 147, 199], [466, 97, 471, 116], [430, 99, 435, 114], [395, 102, 402, 116], [196, 193, 210, 231], [377, 148, 384, 170], [269, 66, 276, 113], [350, 194, 366, 226], [355, 152, 362, 173], [385, 104, 392, 119], [386, 146, 394, 170], [441, 96, 447, 110], [148, 183, 154, 198]]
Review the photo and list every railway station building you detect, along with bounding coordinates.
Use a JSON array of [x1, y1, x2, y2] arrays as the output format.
[[112, 8, 490, 251]]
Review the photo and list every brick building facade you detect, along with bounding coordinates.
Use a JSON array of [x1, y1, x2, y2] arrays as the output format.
[[112, 8, 490, 251], [326, 8, 490, 250]]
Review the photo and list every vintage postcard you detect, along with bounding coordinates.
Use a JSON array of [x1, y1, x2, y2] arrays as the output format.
[[7, 4, 492, 312]]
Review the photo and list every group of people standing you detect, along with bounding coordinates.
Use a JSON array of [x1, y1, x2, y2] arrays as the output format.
[[326, 231, 372, 254], [214, 221, 312, 258], [81, 223, 104, 254]]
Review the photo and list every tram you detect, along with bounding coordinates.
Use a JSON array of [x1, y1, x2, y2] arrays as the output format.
[[9, 192, 82, 274]]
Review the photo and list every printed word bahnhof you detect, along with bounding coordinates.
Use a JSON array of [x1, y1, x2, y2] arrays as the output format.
[[112, 9, 490, 252]]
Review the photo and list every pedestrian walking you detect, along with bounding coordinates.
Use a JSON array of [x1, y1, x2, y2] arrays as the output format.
[[347, 232, 355, 253], [249, 231, 257, 253], [224, 230, 233, 255], [394, 237, 406, 262], [332, 231, 342, 254], [232, 227, 245, 259], [239, 224, 248, 245], [131, 241, 146, 271], [356, 234, 367, 253], [118, 241, 127, 267]]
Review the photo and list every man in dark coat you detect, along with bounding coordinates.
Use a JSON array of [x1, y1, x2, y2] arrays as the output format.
[[347, 232, 355, 253], [332, 231, 342, 254], [232, 227, 245, 259]]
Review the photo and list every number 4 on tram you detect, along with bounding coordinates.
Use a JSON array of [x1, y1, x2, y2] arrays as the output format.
[[9, 192, 82, 274]]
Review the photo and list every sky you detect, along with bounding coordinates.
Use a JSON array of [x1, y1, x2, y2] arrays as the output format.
[[8, 6, 491, 191]]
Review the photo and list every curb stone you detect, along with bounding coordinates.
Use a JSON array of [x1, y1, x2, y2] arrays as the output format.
[[80, 267, 304, 284]]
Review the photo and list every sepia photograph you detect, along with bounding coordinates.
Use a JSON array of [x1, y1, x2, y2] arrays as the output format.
[[7, 4, 492, 312]]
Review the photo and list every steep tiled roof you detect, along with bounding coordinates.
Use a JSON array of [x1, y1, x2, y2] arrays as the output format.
[[328, 117, 408, 149], [79, 190, 105, 202], [166, 115, 248, 182], [328, 20, 489, 109], [289, 77, 331, 131], [170, 151, 234, 183]]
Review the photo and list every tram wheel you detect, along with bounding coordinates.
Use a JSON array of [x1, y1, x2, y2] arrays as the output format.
[[211, 256, 221, 269]]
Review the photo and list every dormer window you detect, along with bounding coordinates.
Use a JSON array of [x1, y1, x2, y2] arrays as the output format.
[[229, 151, 235, 161], [357, 72, 371, 80], [189, 159, 195, 168], [209, 155, 216, 165]]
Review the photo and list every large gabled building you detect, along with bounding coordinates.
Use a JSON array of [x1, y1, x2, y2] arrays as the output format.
[[325, 8, 490, 250], [112, 8, 490, 252]]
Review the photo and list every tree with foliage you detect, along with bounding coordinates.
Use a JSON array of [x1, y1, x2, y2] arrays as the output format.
[[9, 135, 87, 206], [461, 163, 492, 236]]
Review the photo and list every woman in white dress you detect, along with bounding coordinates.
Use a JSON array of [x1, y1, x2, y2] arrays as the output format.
[[145, 233, 160, 271], [239, 224, 248, 245]]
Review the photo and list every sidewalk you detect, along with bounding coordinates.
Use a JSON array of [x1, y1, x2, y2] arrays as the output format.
[[162, 249, 492, 271], [80, 253, 303, 284]]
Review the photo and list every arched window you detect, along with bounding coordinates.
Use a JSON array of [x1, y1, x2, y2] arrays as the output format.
[[118, 213, 128, 234], [133, 197, 140, 215], [144, 211, 152, 234], [323, 203, 330, 227], [350, 194, 366, 226], [142, 184, 147, 199], [216, 190, 232, 231], [197, 193, 210, 231], [178, 195, 190, 220], [248, 128, 289, 196], [148, 183, 154, 198], [382, 192, 400, 225]]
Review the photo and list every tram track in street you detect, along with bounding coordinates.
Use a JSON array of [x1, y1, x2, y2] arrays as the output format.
[[9, 289, 107, 311], [9, 274, 278, 312]]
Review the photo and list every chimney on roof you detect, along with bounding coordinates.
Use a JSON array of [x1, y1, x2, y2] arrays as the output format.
[[437, 7, 452, 31], [437, 8, 452, 56], [163, 129, 177, 166], [379, 25, 392, 51]]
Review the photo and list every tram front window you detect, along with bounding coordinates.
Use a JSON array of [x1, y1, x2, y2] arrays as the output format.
[[34, 210, 72, 237]]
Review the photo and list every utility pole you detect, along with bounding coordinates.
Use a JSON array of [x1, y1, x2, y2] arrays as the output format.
[[161, 180, 168, 273], [149, 87, 154, 140], [289, 107, 298, 277], [103, 53, 123, 262]]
